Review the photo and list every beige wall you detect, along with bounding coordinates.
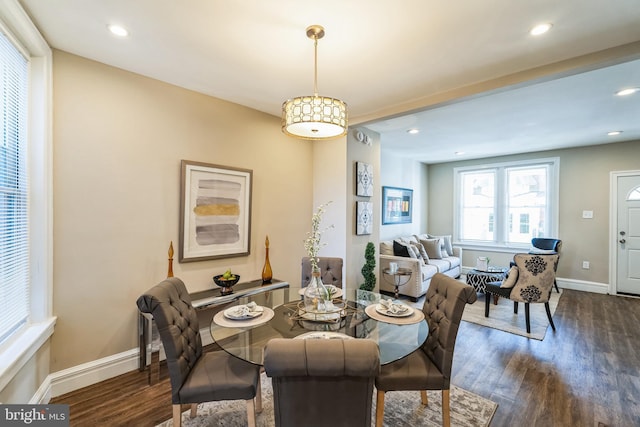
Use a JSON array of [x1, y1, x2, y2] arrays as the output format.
[[51, 50, 314, 371], [346, 128, 381, 290], [427, 139, 640, 285]]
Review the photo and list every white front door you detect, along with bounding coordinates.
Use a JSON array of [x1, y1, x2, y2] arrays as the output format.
[[616, 175, 640, 295]]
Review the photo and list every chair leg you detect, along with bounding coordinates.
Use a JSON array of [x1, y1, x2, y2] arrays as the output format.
[[189, 403, 197, 418], [484, 292, 490, 317], [514, 301, 518, 314], [554, 279, 560, 293], [442, 389, 451, 427], [420, 390, 428, 405], [545, 302, 556, 331], [255, 374, 263, 413], [525, 303, 531, 333], [246, 399, 256, 427], [172, 404, 182, 427], [375, 390, 385, 427]]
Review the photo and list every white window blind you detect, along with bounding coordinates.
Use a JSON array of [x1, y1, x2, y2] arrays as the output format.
[[0, 29, 29, 344]]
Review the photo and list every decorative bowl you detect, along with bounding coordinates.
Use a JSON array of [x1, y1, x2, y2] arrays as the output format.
[[213, 274, 241, 294]]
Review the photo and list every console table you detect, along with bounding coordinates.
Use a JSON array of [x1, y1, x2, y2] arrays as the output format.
[[138, 278, 289, 384]]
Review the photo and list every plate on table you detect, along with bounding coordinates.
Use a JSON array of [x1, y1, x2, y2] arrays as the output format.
[[294, 332, 354, 340], [375, 302, 414, 318], [223, 303, 264, 320], [297, 284, 343, 299]]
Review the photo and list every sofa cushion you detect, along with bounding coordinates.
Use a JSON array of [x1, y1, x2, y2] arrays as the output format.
[[428, 234, 454, 257], [420, 238, 443, 259], [428, 258, 451, 273], [444, 256, 460, 268]]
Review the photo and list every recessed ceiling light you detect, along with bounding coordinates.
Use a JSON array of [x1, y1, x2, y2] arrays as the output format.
[[608, 131, 622, 136], [455, 151, 465, 155], [107, 24, 129, 37], [616, 87, 639, 96], [530, 23, 552, 36], [407, 129, 419, 135]]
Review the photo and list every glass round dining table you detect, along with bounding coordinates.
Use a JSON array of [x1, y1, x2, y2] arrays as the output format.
[[210, 286, 428, 366]]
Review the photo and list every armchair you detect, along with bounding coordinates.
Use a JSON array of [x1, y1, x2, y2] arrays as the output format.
[[485, 253, 560, 334]]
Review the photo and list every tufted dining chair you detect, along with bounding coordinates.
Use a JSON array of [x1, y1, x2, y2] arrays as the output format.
[[485, 253, 560, 334], [264, 338, 380, 427], [136, 277, 262, 427], [301, 256, 343, 288], [374, 273, 477, 427]]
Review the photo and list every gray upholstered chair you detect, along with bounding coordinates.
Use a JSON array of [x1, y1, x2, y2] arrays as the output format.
[[375, 273, 477, 427], [485, 253, 559, 334], [264, 338, 380, 427], [301, 256, 343, 288], [136, 277, 262, 427]]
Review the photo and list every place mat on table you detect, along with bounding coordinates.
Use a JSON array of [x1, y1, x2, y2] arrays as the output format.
[[364, 304, 425, 325], [213, 307, 274, 328]]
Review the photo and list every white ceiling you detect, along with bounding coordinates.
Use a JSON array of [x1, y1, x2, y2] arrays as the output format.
[[18, 0, 640, 163]]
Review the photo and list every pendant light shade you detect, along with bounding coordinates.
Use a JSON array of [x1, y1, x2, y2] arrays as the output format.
[[282, 25, 348, 140]]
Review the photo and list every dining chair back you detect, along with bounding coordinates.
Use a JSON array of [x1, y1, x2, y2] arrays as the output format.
[[264, 338, 380, 427], [301, 256, 343, 288], [136, 277, 261, 427], [375, 273, 477, 427]]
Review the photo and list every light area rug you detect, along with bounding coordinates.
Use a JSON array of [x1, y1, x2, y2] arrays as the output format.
[[461, 288, 562, 340], [156, 373, 497, 427]]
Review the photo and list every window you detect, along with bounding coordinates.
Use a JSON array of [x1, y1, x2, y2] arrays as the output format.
[[0, 1, 53, 392], [455, 158, 559, 247]]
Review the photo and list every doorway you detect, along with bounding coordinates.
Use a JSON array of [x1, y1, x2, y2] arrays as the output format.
[[611, 171, 640, 296]]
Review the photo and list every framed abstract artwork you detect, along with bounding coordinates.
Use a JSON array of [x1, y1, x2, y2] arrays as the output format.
[[356, 201, 373, 235], [382, 186, 413, 225], [356, 161, 373, 197], [179, 160, 252, 262]]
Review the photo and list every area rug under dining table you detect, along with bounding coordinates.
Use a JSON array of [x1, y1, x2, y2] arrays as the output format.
[[156, 373, 497, 427]]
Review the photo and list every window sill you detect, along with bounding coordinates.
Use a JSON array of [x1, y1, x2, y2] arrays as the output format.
[[0, 317, 56, 392]]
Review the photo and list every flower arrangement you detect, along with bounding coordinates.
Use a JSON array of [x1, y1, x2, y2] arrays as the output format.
[[303, 201, 334, 272]]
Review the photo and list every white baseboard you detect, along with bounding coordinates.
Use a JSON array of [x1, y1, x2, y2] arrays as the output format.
[[42, 326, 214, 401]]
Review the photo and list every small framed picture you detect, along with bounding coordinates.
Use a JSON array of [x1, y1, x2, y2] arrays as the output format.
[[356, 201, 373, 235], [356, 161, 373, 197], [382, 186, 413, 225]]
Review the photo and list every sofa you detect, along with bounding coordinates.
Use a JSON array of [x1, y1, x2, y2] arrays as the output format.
[[379, 233, 462, 301]]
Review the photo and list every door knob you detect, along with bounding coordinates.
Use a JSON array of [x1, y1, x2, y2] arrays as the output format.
[[619, 239, 626, 244]]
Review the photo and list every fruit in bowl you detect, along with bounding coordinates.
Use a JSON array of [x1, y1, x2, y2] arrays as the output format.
[[213, 269, 240, 294]]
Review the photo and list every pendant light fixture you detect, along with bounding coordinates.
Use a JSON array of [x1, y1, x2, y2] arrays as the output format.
[[282, 25, 348, 140]]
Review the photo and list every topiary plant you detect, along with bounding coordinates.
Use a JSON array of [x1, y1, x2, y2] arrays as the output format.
[[359, 242, 376, 291]]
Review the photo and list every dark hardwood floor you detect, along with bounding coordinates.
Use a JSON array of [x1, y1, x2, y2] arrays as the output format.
[[50, 289, 640, 426]]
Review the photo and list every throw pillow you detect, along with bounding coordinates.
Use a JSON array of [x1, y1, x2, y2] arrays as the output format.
[[412, 242, 430, 262], [500, 266, 519, 288], [393, 240, 411, 257], [410, 243, 428, 265], [428, 234, 454, 257], [420, 238, 443, 259], [529, 247, 557, 255]]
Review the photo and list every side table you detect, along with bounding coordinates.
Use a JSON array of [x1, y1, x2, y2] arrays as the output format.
[[382, 267, 413, 299]]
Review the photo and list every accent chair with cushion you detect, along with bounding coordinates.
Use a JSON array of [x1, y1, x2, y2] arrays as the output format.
[[136, 277, 262, 427], [485, 253, 560, 334], [374, 273, 477, 427], [301, 256, 343, 288], [264, 338, 380, 427], [511, 237, 562, 292]]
